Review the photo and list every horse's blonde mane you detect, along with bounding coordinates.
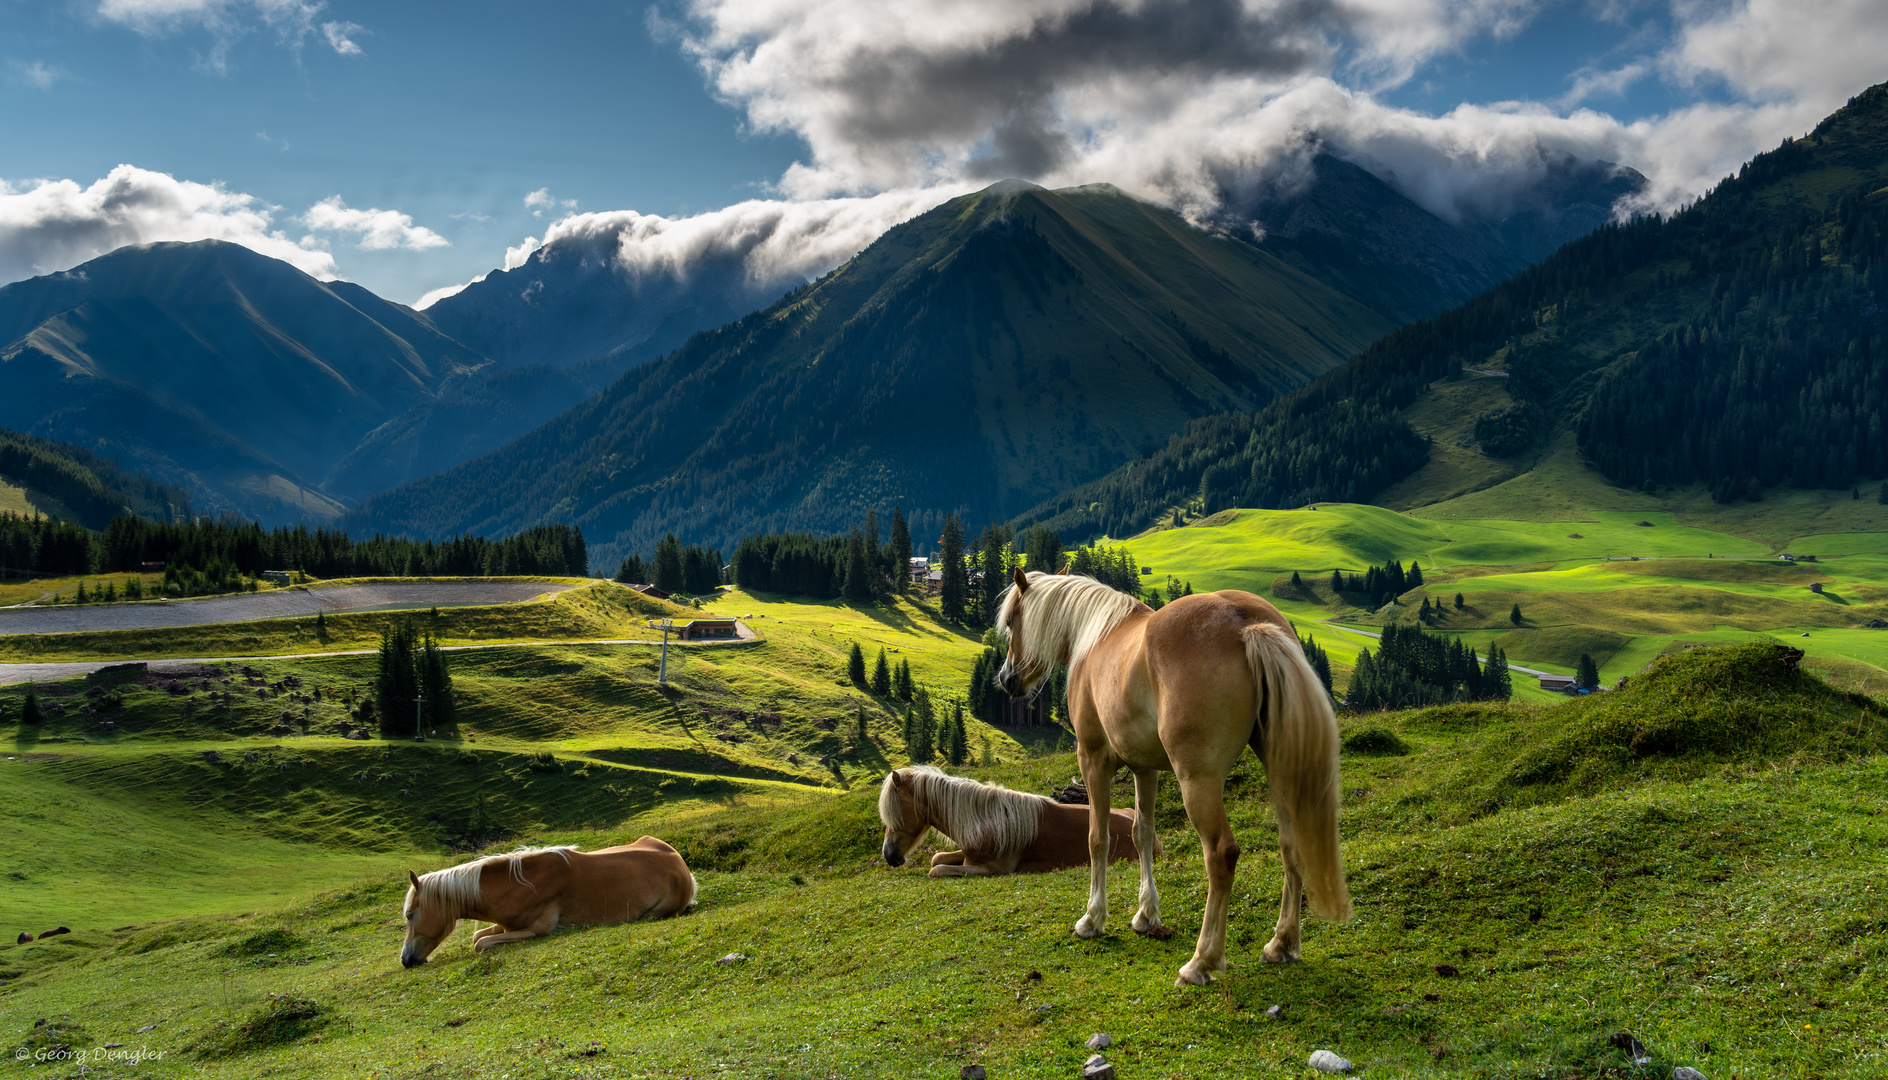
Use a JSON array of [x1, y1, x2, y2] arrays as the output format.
[[996, 571, 1144, 676], [879, 766, 1042, 855], [413, 845, 576, 915]]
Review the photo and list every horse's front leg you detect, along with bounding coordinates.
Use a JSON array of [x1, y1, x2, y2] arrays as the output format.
[[473, 909, 558, 953], [929, 850, 967, 867], [1175, 769, 1239, 986], [1073, 746, 1115, 939], [1130, 770, 1163, 935]]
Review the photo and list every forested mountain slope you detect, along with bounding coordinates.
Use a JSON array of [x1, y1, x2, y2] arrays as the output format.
[[345, 181, 1402, 564], [0, 241, 487, 522], [0, 426, 191, 528], [1019, 82, 1888, 541]]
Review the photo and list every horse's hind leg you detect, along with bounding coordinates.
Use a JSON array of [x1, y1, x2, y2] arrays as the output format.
[[1129, 769, 1163, 934], [1175, 768, 1240, 986], [1072, 745, 1116, 939], [1263, 803, 1304, 964]]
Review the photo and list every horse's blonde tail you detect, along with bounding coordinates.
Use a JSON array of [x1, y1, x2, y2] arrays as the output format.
[[1244, 622, 1352, 923]]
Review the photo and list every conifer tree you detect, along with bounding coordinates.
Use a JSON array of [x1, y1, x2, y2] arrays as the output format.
[[1329, 569, 1343, 594], [1576, 652, 1600, 691], [871, 648, 891, 696], [315, 609, 327, 641], [890, 507, 912, 596], [1454, 592, 1465, 610], [1291, 571, 1303, 590], [939, 515, 968, 622], [856, 702, 869, 743], [864, 509, 882, 586], [977, 525, 1011, 626], [1486, 645, 1512, 700], [1408, 562, 1425, 589], [947, 700, 969, 765], [1510, 602, 1523, 626], [847, 641, 866, 683], [20, 690, 41, 726], [420, 633, 454, 731], [654, 534, 685, 593], [894, 658, 914, 702], [843, 530, 874, 601]]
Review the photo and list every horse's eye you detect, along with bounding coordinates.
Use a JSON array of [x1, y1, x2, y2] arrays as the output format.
[[404, 910, 414, 920]]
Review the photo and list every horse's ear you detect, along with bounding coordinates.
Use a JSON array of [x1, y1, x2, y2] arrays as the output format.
[[890, 770, 904, 787], [1058, 562, 1071, 575], [408, 870, 421, 889], [1012, 566, 1029, 591]]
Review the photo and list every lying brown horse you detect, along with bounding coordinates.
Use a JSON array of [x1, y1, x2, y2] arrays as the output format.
[[400, 838, 695, 967], [879, 765, 1158, 876], [996, 568, 1350, 986]]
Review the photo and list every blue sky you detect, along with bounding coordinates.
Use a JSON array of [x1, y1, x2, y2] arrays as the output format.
[[2, 0, 1883, 304]]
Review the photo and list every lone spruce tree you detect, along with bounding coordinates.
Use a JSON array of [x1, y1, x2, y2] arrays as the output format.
[[871, 648, 892, 696], [947, 701, 969, 765], [847, 641, 867, 684], [1576, 652, 1601, 691], [1510, 602, 1523, 626], [20, 691, 41, 726], [894, 658, 914, 702]]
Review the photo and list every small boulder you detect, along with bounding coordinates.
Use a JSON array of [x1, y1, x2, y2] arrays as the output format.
[[1265, 1004, 1286, 1021], [714, 952, 748, 965], [1609, 1032, 1651, 1065], [1082, 1054, 1115, 1080], [1085, 1033, 1112, 1050], [959, 1067, 986, 1080], [1673, 1069, 1708, 1080], [1308, 1049, 1354, 1074]]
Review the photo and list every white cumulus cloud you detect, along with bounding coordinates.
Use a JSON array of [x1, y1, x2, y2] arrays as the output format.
[[300, 196, 449, 251], [0, 164, 335, 285], [93, 0, 367, 67], [321, 20, 363, 55]]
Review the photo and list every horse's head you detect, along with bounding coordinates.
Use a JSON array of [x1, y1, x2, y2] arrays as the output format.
[[399, 870, 458, 968], [996, 566, 1052, 698], [877, 769, 931, 868]]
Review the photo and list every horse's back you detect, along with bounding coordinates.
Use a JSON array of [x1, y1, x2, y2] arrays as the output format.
[[559, 842, 695, 925]]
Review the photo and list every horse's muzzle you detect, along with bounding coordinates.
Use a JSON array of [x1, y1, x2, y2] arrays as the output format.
[[881, 840, 905, 868], [995, 659, 1024, 699], [400, 948, 427, 969]]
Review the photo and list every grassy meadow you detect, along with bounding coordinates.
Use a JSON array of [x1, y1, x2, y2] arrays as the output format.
[[3, 485, 1888, 1077], [1, 643, 1882, 1078]]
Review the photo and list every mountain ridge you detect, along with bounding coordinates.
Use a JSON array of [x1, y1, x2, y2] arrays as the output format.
[[343, 181, 1404, 565]]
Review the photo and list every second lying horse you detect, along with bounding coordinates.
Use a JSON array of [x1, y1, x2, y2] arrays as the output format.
[[879, 765, 1158, 876], [400, 837, 696, 967]]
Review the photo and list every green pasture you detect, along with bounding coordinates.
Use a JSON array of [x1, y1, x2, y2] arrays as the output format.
[[1, 644, 1882, 1078], [1133, 502, 1888, 704], [0, 580, 675, 663]]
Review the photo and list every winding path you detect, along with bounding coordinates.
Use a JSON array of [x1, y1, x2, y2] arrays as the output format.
[[0, 581, 579, 637]]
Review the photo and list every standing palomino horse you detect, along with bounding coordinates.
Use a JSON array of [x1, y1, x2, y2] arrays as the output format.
[[995, 568, 1350, 986], [878, 765, 1159, 876], [399, 838, 696, 967]]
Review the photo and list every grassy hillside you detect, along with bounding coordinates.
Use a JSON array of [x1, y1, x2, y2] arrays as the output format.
[[1120, 496, 1888, 703], [0, 585, 999, 940], [346, 180, 1402, 568], [1, 644, 1880, 1077]]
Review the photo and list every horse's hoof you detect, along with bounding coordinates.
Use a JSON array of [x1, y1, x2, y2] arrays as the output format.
[[1072, 917, 1104, 939], [1261, 942, 1301, 964], [1175, 964, 1214, 987]]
